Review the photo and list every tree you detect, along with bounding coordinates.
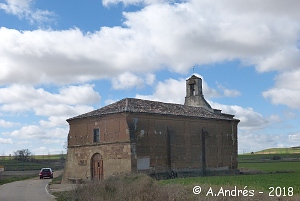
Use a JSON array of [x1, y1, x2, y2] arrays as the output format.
[[14, 149, 32, 162]]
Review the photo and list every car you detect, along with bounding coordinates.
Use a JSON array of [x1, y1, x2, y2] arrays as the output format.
[[39, 168, 53, 179]]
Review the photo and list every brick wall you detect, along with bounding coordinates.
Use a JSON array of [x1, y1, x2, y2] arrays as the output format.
[[67, 113, 130, 147], [63, 112, 238, 183], [127, 113, 238, 176]]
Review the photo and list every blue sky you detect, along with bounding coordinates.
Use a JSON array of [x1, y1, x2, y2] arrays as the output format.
[[0, 0, 300, 155]]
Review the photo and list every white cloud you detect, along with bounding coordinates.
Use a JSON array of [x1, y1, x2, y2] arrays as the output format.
[[263, 88, 300, 109], [0, 0, 55, 24], [217, 84, 241, 97], [0, 119, 17, 127], [35, 104, 94, 118], [239, 131, 300, 154], [39, 116, 69, 128], [0, 84, 100, 140], [136, 78, 186, 103], [0, 84, 100, 115], [268, 114, 281, 123], [145, 73, 156, 85], [288, 133, 300, 144], [263, 70, 300, 109], [238, 133, 281, 153], [112, 72, 144, 90], [0, 84, 99, 130], [210, 102, 269, 131], [1, 1, 300, 86], [0, 137, 13, 144], [111, 72, 156, 90], [8, 125, 68, 139]]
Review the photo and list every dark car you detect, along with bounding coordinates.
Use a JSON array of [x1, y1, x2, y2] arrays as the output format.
[[39, 168, 53, 179]]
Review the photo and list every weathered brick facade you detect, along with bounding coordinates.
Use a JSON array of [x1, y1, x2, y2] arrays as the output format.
[[62, 75, 239, 183]]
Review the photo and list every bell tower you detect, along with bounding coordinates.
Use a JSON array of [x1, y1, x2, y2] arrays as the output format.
[[184, 75, 213, 111]]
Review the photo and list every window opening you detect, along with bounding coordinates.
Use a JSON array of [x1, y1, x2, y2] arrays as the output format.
[[93, 128, 100, 143], [190, 84, 195, 96]]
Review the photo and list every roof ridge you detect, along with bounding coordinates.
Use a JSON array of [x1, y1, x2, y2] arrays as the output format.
[[67, 97, 238, 121]]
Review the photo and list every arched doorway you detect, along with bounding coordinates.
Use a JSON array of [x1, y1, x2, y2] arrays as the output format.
[[91, 153, 103, 180]]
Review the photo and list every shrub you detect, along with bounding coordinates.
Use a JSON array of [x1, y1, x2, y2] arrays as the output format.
[[271, 155, 281, 160]]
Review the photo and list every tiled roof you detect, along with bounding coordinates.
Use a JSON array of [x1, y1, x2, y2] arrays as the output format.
[[67, 98, 238, 121]]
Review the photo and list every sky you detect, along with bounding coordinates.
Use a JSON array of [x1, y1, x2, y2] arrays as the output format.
[[0, 0, 300, 156]]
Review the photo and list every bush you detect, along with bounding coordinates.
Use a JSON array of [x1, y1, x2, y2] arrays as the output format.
[[271, 155, 281, 160]]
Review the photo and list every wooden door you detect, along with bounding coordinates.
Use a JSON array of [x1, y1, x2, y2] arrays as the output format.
[[91, 153, 103, 180]]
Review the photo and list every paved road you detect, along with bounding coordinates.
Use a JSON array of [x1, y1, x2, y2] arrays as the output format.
[[0, 177, 56, 201]]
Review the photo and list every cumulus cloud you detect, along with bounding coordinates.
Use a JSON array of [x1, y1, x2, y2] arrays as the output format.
[[239, 131, 300, 154], [1, 0, 300, 86], [0, 119, 17, 127], [217, 84, 241, 97], [0, 137, 13, 144], [263, 70, 300, 109], [39, 116, 70, 128], [111, 72, 155, 90], [0, 0, 55, 24], [1, 0, 300, 154], [0, 84, 100, 135], [0, 84, 100, 114], [210, 102, 269, 130], [7, 125, 68, 139], [136, 78, 186, 103], [238, 133, 281, 153]]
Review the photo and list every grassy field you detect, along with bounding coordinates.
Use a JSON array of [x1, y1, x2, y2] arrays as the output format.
[[247, 147, 300, 155], [0, 154, 66, 160], [161, 163, 300, 194], [0, 154, 65, 186], [0, 171, 38, 185], [160, 153, 300, 197], [0, 154, 66, 171]]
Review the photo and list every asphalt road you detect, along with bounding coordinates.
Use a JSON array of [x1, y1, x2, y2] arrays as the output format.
[[0, 177, 56, 201]]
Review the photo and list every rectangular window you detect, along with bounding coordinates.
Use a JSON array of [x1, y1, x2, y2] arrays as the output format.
[[93, 128, 100, 143]]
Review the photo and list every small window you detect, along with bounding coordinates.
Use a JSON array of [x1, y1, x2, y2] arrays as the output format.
[[93, 128, 100, 143]]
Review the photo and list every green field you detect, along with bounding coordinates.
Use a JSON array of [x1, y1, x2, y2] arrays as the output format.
[[161, 153, 300, 195], [0, 154, 66, 171], [251, 147, 300, 155]]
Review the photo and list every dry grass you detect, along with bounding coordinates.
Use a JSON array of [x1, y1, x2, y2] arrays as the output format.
[[67, 174, 192, 201], [58, 174, 300, 201]]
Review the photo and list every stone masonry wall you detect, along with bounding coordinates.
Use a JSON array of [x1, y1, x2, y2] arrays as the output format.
[[62, 143, 131, 183], [62, 113, 132, 183]]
